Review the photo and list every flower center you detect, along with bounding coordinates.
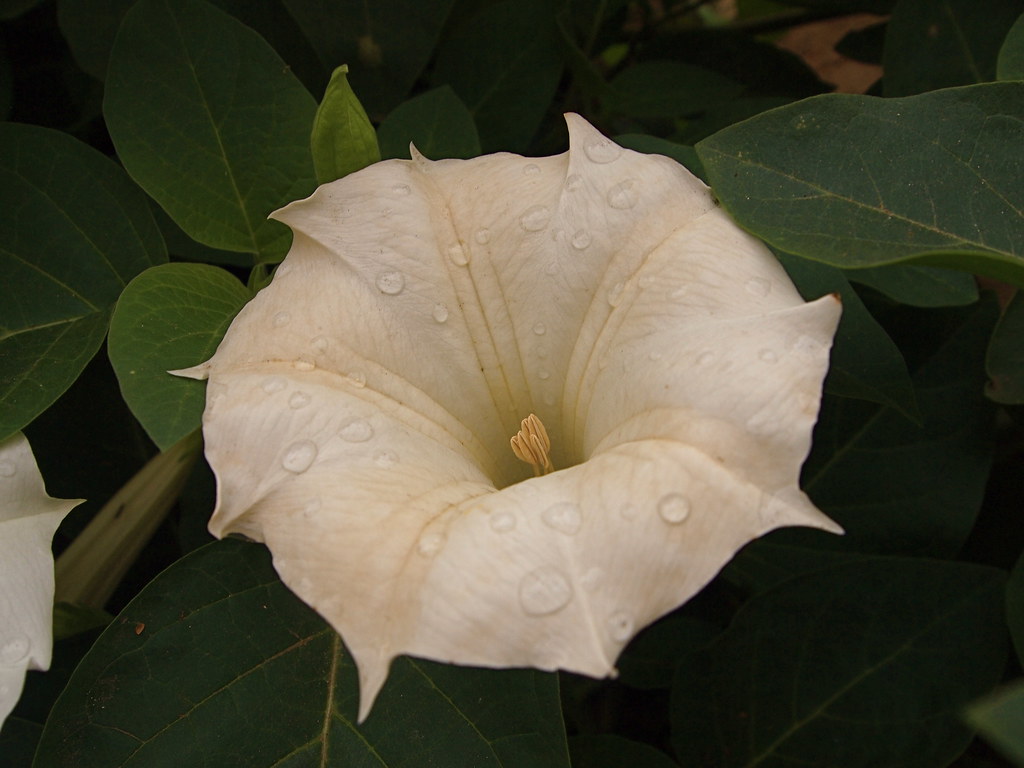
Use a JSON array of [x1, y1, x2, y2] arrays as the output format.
[[510, 413, 554, 476]]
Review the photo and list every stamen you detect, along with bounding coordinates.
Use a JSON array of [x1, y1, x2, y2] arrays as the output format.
[[510, 413, 554, 476]]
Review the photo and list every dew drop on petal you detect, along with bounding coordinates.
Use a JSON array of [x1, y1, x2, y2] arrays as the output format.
[[523, 163, 541, 176], [432, 303, 449, 323], [261, 376, 287, 394], [474, 228, 491, 245], [648, 351, 663, 361], [533, 322, 546, 336], [490, 511, 516, 533], [565, 173, 583, 191], [0, 461, 17, 478], [544, 261, 558, 276], [759, 348, 778, 364], [670, 286, 688, 301], [607, 281, 625, 307], [519, 566, 573, 616], [543, 392, 556, 406], [583, 138, 622, 164], [520, 205, 551, 232], [542, 502, 582, 535], [293, 357, 316, 372], [696, 351, 715, 366], [376, 270, 405, 295], [581, 567, 603, 592], [538, 369, 551, 380], [302, 497, 322, 519], [273, 311, 291, 328], [282, 440, 318, 473], [746, 277, 772, 297], [536, 345, 549, 360], [288, 391, 311, 409], [373, 449, 398, 468], [339, 419, 374, 442], [619, 502, 639, 520], [607, 611, 635, 642], [607, 179, 639, 209], [417, 531, 445, 557], [0, 634, 30, 665], [311, 335, 330, 355], [570, 229, 592, 250], [391, 183, 411, 196], [658, 492, 691, 524], [346, 370, 367, 388]]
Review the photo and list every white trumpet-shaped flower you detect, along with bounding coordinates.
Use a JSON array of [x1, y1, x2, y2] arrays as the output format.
[[182, 114, 842, 721], [0, 432, 82, 731]]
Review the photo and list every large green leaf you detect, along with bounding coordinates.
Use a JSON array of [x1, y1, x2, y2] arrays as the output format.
[[696, 83, 1024, 286], [104, 0, 317, 263], [569, 734, 678, 768], [1008, 550, 1024, 666], [377, 86, 481, 160], [966, 680, 1024, 766], [986, 290, 1024, 403], [108, 263, 250, 452], [842, 264, 979, 307], [671, 558, 1008, 767], [606, 61, 744, 120], [431, 0, 563, 152], [282, 0, 456, 117], [999, 13, 1024, 80], [0, 123, 166, 441], [883, 0, 1024, 96], [33, 539, 570, 767]]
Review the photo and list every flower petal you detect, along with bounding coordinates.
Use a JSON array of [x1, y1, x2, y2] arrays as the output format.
[[0, 432, 83, 728], [197, 114, 841, 720]]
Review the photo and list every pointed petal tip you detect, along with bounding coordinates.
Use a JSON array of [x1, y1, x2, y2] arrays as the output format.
[[168, 362, 211, 381], [408, 142, 430, 167], [355, 653, 393, 724]]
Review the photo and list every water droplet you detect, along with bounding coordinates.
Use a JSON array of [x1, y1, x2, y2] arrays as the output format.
[[520, 205, 551, 232], [581, 567, 603, 591], [648, 351, 663, 361], [759, 348, 778, 364], [519, 566, 573, 616], [658, 492, 691, 524], [565, 173, 583, 191], [607, 281, 625, 307], [794, 335, 823, 357], [391, 183, 411, 196], [746, 277, 772, 296], [533, 322, 546, 336], [0, 461, 14, 478], [311, 335, 329, 354], [417, 531, 445, 557], [288, 391, 311, 409], [619, 502, 639, 520], [543, 392, 556, 406], [536, 345, 549, 360], [302, 497, 321, 518], [346, 370, 367, 388], [490, 511, 516, 533], [538, 369, 551, 380], [570, 229, 592, 250], [607, 611, 634, 642], [523, 163, 541, 176], [696, 351, 715, 366], [373, 449, 398, 468], [293, 357, 316, 372], [474, 228, 491, 245], [272, 311, 291, 328], [544, 261, 558, 276], [542, 502, 582, 535], [432, 303, 449, 323], [670, 286, 688, 301], [282, 441, 318, 473], [0, 634, 30, 665], [376, 270, 405, 295], [583, 138, 622, 164], [339, 419, 373, 442], [607, 178, 639, 209]]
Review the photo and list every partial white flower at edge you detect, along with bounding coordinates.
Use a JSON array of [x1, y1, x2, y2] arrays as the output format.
[[177, 114, 843, 722], [0, 432, 82, 731]]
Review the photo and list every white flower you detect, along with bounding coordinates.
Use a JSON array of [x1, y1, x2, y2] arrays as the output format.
[[181, 114, 841, 721], [0, 432, 82, 730]]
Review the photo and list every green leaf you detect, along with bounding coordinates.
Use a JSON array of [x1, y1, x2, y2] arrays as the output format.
[[999, 13, 1024, 80], [378, 85, 481, 160], [57, 0, 134, 80], [108, 263, 250, 451], [0, 37, 11, 119], [697, 83, 1024, 286], [883, 0, 1024, 96], [431, 0, 565, 152], [34, 539, 570, 767], [0, 123, 166, 441], [569, 734, 678, 768], [311, 64, 381, 185], [777, 252, 917, 418], [671, 558, 1008, 767], [1008, 550, 1024, 666], [606, 60, 744, 120], [104, 0, 317, 263], [967, 680, 1024, 766], [616, 613, 720, 691], [844, 264, 979, 307], [986, 290, 1024, 403], [0, 717, 41, 768], [282, 0, 456, 117]]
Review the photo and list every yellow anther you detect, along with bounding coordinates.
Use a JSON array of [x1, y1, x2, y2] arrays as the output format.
[[510, 413, 554, 476]]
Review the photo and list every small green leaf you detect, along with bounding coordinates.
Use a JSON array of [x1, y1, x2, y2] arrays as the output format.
[[966, 680, 1024, 766], [378, 86, 481, 160], [569, 734, 678, 768], [998, 13, 1024, 80], [697, 83, 1024, 286], [0, 123, 166, 440], [844, 264, 979, 307], [104, 0, 317, 262], [986, 290, 1024, 403], [672, 558, 1008, 767], [311, 64, 381, 185], [108, 263, 250, 450], [34, 539, 570, 767], [606, 60, 744, 120]]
